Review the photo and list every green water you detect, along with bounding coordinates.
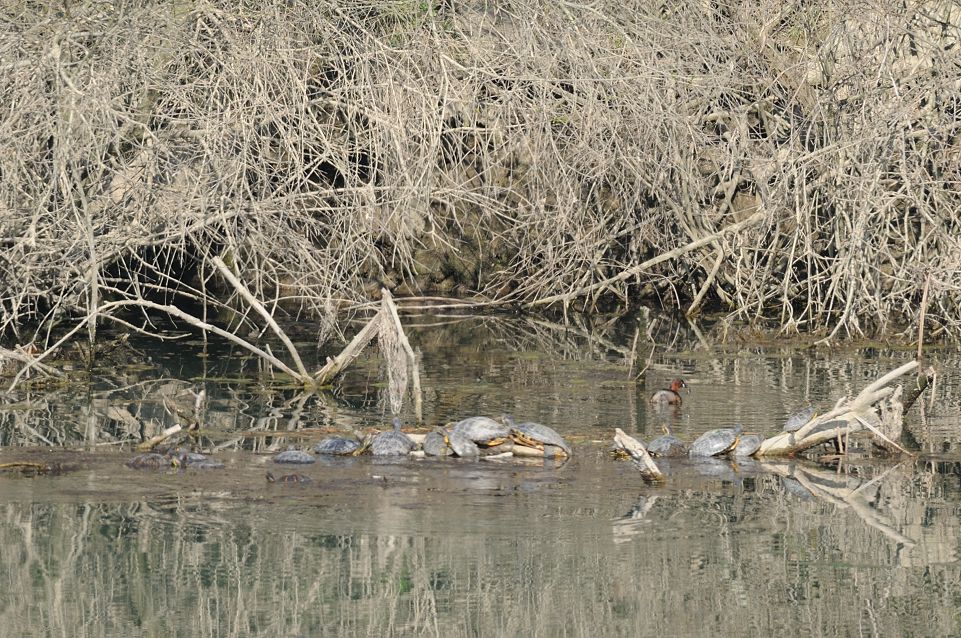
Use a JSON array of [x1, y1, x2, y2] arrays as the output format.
[[0, 314, 959, 637]]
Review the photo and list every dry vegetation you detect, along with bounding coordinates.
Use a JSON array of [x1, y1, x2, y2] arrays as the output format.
[[1, 0, 960, 347]]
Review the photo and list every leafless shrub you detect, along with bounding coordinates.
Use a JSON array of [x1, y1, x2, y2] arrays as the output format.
[[0, 0, 959, 346]]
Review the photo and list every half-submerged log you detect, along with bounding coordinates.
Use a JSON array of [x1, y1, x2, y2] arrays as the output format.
[[613, 428, 664, 483], [757, 361, 925, 457]]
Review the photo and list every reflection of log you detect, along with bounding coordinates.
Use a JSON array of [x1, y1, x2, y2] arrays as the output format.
[[759, 460, 915, 549], [758, 361, 920, 456], [613, 428, 664, 482]]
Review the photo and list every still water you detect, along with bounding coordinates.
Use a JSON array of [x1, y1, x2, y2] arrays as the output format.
[[1, 313, 959, 637]]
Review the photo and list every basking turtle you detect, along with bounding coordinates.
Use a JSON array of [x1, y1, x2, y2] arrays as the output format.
[[314, 436, 362, 456], [783, 406, 816, 432], [273, 449, 316, 464], [126, 452, 174, 469], [646, 434, 688, 457], [689, 425, 743, 457], [451, 416, 510, 447], [265, 471, 312, 484], [733, 434, 762, 457], [504, 416, 571, 457], [650, 378, 688, 406], [422, 428, 453, 457], [446, 429, 480, 457], [370, 417, 416, 456]]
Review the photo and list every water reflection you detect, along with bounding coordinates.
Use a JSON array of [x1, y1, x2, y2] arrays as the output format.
[[1, 454, 960, 637], [1, 313, 960, 636]]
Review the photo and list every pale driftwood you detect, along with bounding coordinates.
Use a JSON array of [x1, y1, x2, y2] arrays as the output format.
[[313, 314, 381, 385], [212, 256, 309, 378], [613, 428, 665, 482], [757, 361, 919, 456], [136, 424, 183, 451]]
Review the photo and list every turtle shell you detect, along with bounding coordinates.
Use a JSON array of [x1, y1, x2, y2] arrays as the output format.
[[646, 435, 688, 457], [274, 449, 316, 464], [783, 406, 816, 432], [689, 426, 742, 457], [370, 420, 416, 455], [314, 437, 362, 456], [733, 434, 762, 457], [422, 429, 453, 456], [508, 421, 571, 456], [266, 472, 312, 484], [447, 429, 480, 457], [125, 453, 171, 469], [451, 416, 510, 446]]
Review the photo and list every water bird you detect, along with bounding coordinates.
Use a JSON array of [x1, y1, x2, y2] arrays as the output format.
[[650, 378, 688, 406]]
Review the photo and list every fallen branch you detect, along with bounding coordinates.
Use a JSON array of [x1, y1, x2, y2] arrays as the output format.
[[530, 211, 765, 307], [757, 360, 920, 456], [613, 428, 664, 482]]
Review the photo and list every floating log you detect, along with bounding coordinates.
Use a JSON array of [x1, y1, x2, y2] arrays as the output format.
[[613, 428, 664, 483]]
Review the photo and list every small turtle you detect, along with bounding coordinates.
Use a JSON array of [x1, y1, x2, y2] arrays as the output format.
[[422, 428, 453, 457], [650, 378, 688, 406], [370, 417, 416, 456], [273, 449, 316, 464], [125, 452, 174, 469], [783, 406, 816, 432], [689, 425, 743, 457], [646, 434, 688, 457], [504, 416, 571, 456], [314, 436, 362, 456], [451, 416, 511, 446], [265, 471, 312, 484], [446, 429, 480, 457], [733, 434, 762, 457]]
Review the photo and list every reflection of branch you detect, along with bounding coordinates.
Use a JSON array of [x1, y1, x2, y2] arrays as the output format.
[[760, 460, 916, 549]]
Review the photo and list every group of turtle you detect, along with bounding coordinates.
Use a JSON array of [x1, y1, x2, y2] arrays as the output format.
[[277, 414, 572, 464], [642, 378, 818, 459]]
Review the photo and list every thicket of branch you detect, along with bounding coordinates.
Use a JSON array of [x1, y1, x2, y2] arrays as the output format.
[[1, 0, 960, 345]]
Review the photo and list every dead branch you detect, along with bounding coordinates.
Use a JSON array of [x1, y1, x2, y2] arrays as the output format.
[[757, 361, 920, 456], [613, 428, 664, 483]]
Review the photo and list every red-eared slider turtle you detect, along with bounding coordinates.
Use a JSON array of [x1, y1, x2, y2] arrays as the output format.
[[504, 416, 571, 456], [265, 471, 312, 484], [370, 417, 416, 456], [422, 428, 453, 457], [783, 406, 816, 432], [733, 434, 762, 457], [646, 434, 688, 457], [274, 448, 316, 464], [451, 416, 510, 447], [650, 379, 688, 406], [314, 436, 363, 456], [446, 429, 480, 457], [689, 425, 743, 457]]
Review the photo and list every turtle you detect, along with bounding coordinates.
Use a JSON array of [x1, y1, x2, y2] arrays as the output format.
[[783, 405, 816, 432], [125, 452, 174, 469], [451, 416, 511, 447], [273, 449, 316, 464], [733, 433, 762, 457], [504, 416, 571, 457], [265, 471, 312, 484], [446, 429, 480, 457], [646, 434, 688, 457], [314, 436, 363, 456], [689, 425, 743, 457], [422, 428, 453, 457], [370, 417, 416, 456]]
